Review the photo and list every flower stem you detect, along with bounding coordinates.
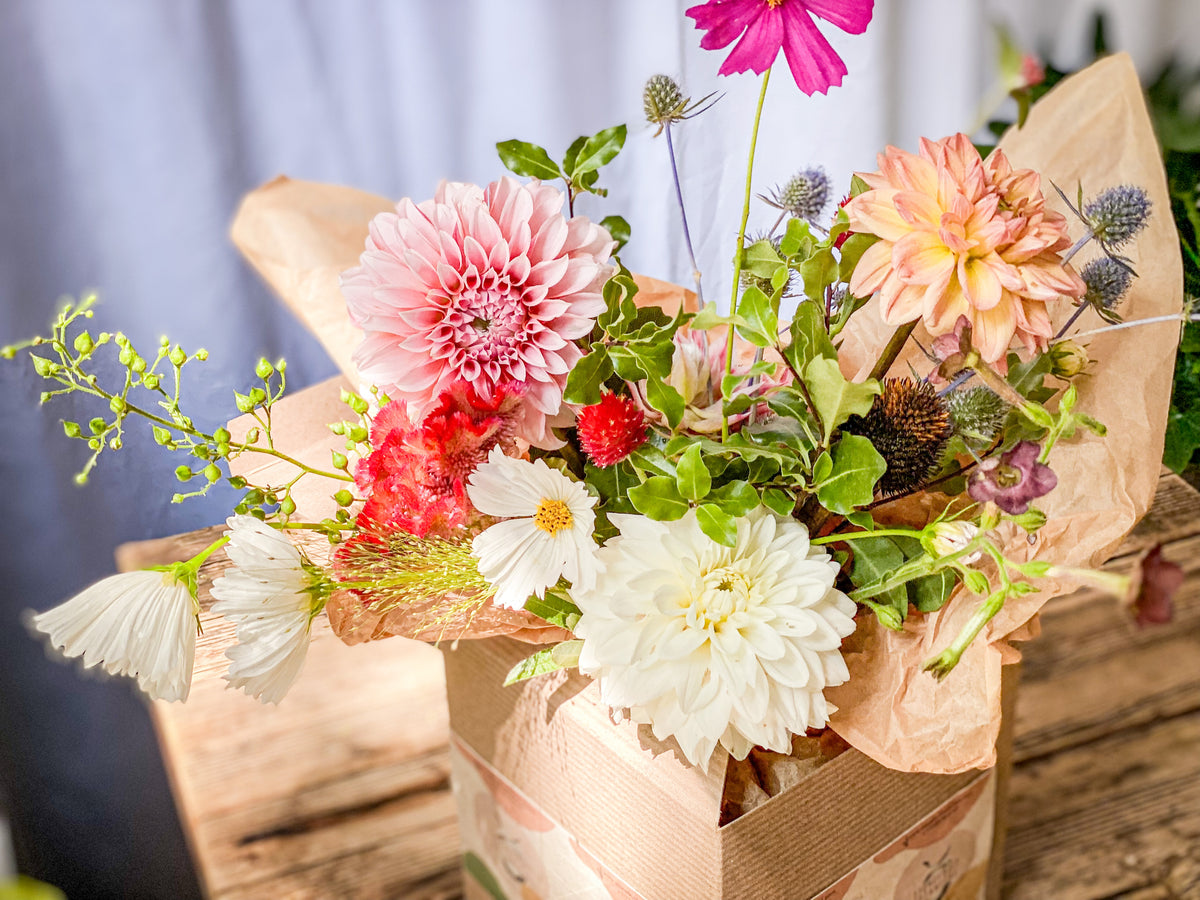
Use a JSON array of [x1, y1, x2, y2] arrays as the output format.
[[922, 587, 1007, 680], [811, 527, 924, 546], [722, 68, 772, 441], [1052, 302, 1090, 340], [1068, 311, 1200, 342], [869, 320, 918, 381], [664, 122, 703, 306]]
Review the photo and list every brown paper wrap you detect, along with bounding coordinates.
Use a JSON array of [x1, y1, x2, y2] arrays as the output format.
[[230, 53, 1179, 772], [827, 53, 1183, 772]]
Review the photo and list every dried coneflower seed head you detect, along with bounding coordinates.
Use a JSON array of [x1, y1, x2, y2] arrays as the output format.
[[946, 386, 1009, 451], [843, 377, 952, 495]]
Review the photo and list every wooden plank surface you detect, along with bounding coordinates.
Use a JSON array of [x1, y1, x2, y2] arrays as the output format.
[[117, 473, 1200, 900]]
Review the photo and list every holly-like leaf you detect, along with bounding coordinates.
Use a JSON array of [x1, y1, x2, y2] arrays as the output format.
[[849, 535, 908, 614], [496, 140, 562, 180], [761, 488, 795, 517], [804, 356, 881, 443], [735, 286, 777, 348], [628, 476, 689, 521], [570, 124, 627, 177], [785, 301, 836, 374], [562, 347, 612, 406], [645, 376, 685, 430], [799, 246, 838, 302], [676, 444, 712, 501], [600, 214, 631, 252], [814, 434, 886, 514], [707, 480, 759, 516], [696, 503, 738, 547]]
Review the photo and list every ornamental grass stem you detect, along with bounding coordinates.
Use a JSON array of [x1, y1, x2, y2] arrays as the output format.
[[722, 68, 771, 441], [869, 320, 918, 382]]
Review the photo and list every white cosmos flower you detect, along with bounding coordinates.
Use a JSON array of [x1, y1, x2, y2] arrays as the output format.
[[574, 507, 857, 770], [29, 569, 197, 702], [467, 447, 600, 609], [211, 516, 320, 704]]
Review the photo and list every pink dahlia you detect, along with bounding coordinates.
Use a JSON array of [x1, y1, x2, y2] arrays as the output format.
[[686, 0, 874, 96], [342, 177, 615, 448], [845, 133, 1086, 363]]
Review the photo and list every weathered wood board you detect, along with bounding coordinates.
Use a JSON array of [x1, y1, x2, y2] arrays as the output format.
[[116, 472, 1200, 899]]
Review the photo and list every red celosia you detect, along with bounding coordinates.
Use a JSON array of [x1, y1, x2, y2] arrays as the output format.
[[576, 393, 648, 467], [353, 382, 521, 538]]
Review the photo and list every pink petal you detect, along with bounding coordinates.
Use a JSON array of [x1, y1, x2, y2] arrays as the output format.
[[800, 0, 873, 33], [847, 238, 893, 297], [719, 8, 784, 76], [780, 4, 848, 95], [686, 0, 762, 50]]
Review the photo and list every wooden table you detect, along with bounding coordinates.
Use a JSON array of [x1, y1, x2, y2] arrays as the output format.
[[117, 473, 1200, 900]]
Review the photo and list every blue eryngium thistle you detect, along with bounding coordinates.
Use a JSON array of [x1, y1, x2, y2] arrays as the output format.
[[1084, 184, 1151, 251], [759, 167, 831, 224], [642, 74, 720, 137], [1080, 255, 1134, 323]]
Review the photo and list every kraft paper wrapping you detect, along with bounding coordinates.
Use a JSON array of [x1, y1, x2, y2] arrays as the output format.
[[827, 54, 1183, 772], [229, 53, 1178, 771]]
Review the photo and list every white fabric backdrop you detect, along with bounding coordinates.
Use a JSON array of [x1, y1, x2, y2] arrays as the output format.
[[0, 1, 1192, 895]]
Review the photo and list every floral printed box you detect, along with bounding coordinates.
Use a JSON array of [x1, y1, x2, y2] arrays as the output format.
[[445, 637, 1012, 900]]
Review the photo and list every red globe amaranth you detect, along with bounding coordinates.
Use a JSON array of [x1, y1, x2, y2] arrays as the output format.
[[353, 382, 521, 538], [577, 393, 648, 467]]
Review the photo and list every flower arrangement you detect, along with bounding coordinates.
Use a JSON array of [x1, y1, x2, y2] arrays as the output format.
[[6, 3, 1187, 782]]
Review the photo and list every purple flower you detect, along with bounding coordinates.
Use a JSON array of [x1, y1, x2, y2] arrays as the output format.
[[685, 0, 874, 96], [967, 441, 1057, 514]]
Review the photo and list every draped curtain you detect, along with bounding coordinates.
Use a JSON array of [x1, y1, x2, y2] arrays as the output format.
[[0, 1, 1190, 895]]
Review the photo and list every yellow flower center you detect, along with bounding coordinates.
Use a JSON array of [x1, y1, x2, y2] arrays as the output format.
[[765, 0, 786, 7], [533, 499, 574, 534]]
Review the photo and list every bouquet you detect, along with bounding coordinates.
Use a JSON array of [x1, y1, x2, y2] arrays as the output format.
[[8, 1, 1186, 787]]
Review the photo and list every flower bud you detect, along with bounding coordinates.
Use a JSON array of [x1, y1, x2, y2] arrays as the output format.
[[73, 332, 95, 356], [174, 465, 193, 482], [928, 521, 981, 563], [203, 463, 222, 484], [74, 472, 89, 486], [1009, 506, 1048, 533], [334, 489, 354, 507], [1049, 340, 1089, 378], [279, 496, 296, 516], [963, 569, 991, 595], [255, 358, 274, 380], [141, 373, 161, 391], [331, 451, 348, 470], [62, 420, 82, 439], [194, 348, 209, 361], [168, 345, 187, 367], [89, 418, 106, 434]]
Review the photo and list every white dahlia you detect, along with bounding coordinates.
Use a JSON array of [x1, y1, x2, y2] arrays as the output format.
[[29, 569, 197, 702], [211, 516, 322, 704], [467, 447, 600, 610], [341, 176, 615, 448], [574, 507, 857, 769]]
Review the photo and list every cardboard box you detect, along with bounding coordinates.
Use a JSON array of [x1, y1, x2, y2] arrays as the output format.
[[444, 638, 1014, 900]]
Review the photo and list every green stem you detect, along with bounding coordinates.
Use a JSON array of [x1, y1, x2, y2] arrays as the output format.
[[811, 527, 923, 546], [922, 588, 1007, 680], [722, 68, 771, 441], [869, 320, 917, 382]]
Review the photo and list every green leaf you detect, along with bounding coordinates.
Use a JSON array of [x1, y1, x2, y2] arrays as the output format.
[[803, 356, 881, 443], [849, 536, 908, 614], [837, 233, 878, 282], [779, 217, 815, 257], [523, 591, 583, 630], [735, 286, 777, 347], [761, 488, 795, 517], [707, 480, 759, 516], [570, 124, 628, 177], [561, 135, 588, 175], [814, 434, 887, 514], [504, 646, 567, 685], [845, 510, 875, 530], [742, 239, 786, 279], [562, 347, 613, 405], [910, 570, 956, 613], [676, 444, 712, 501], [628, 476, 689, 521], [496, 140, 562, 180], [626, 445, 676, 478], [600, 214, 631, 252], [785, 301, 837, 374], [645, 376, 685, 430], [691, 304, 752, 333], [696, 503, 738, 547], [799, 247, 838, 302], [608, 345, 648, 381]]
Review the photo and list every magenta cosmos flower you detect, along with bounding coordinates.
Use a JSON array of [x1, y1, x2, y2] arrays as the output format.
[[686, 0, 874, 96], [342, 177, 615, 448]]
